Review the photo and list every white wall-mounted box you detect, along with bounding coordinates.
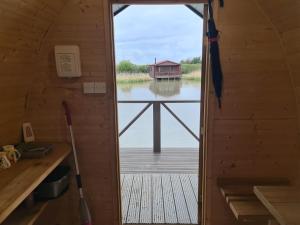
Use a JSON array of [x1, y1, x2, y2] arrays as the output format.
[[82, 82, 106, 94], [83, 82, 94, 94], [55, 45, 82, 78], [94, 82, 106, 93]]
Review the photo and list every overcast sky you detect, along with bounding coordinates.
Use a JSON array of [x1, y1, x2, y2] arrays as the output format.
[[113, 5, 203, 65]]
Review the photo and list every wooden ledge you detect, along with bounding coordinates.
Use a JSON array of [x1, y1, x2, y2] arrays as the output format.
[[0, 143, 71, 223], [217, 177, 290, 223], [217, 178, 290, 187], [229, 200, 271, 222]]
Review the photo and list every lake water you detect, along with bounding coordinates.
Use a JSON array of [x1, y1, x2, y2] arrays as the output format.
[[117, 80, 201, 148]]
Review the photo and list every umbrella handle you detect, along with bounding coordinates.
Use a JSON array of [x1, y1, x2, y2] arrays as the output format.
[[62, 101, 72, 126]]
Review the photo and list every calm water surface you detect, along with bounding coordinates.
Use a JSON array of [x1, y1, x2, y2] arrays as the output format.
[[117, 80, 201, 148]]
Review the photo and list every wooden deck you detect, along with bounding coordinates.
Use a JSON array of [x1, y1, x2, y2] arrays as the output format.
[[120, 148, 199, 224], [121, 174, 198, 224], [120, 148, 199, 174]]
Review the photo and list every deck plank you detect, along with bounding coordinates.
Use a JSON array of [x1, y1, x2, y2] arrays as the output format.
[[152, 174, 165, 223], [170, 175, 191, 224], [121, 148, 199, 224], [121, 174, 125, 187], [122, 174, 134, 223], [162, 174, 178, 224], [127, 175, 143, 223], [139, 174, 152, 223], [122, 173, 198, 224], [180, 175, 198, 224], [189, 175, 198, 202], [120, 148, 198, 174]]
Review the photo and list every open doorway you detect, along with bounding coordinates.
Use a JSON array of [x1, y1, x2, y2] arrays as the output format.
[[112, 4, 206, 224]]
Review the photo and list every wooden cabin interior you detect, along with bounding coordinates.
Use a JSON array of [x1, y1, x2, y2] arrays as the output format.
[[0, 0, 299, 225]]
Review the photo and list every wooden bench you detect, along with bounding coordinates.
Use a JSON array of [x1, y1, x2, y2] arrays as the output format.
[[218, 178, 289, 224]]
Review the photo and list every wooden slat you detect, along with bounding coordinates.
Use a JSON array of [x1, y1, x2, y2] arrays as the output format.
[[139, 174, 152, 223], [162, 174, 177, 224], [220, 186, 254, 198], [226, 195, 257, 203], [121, 174, 134, 223], [229, 200, 271, 222], [152, 174, 165, 223], [0, 143, 70, 223], [126, 175, 143, 223], [180, 175, 198, 224], [170, 175, 190, 224]]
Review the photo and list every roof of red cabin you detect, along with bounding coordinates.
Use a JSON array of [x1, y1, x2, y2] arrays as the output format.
[[149, 60, 180, 66]]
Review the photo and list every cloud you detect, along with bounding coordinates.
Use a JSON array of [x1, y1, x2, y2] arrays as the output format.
[[113, 5, 203, 64]]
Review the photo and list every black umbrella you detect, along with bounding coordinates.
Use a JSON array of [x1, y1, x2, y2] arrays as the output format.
[[219, 0, 224, 7], [207, 0, 223, 108]]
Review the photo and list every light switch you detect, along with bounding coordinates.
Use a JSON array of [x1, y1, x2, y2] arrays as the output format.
[[83, 82, 94, 94], [94, 82, 106, 94]]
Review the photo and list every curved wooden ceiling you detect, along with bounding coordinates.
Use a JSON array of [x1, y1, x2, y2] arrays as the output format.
[[0, 0, 68, 145]]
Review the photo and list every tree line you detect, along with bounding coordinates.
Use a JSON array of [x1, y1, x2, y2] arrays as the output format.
[[180, 57, 201, 64], [116, 60, 148, 73]]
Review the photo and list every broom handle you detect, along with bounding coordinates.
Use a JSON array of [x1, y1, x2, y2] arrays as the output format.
[[62, 101, 84, 198]]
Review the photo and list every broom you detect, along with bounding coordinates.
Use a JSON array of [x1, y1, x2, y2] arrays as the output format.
[[62, 101, 92, 225]]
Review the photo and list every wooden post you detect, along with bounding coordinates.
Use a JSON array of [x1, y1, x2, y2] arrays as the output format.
[[153, 102, 161, 153]]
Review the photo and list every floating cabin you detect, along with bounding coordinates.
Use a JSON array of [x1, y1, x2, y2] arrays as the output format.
[[0, 1, 300, 225], [149, 60, 182, 79]]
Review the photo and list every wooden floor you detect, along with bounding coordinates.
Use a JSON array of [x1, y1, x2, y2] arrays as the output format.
[[120, 148, 199, 174], [120, 148, 199, 224], [121, 174, 198, 224]]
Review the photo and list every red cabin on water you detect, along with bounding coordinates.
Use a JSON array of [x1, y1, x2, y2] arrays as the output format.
[[149, 60, 182, 79]]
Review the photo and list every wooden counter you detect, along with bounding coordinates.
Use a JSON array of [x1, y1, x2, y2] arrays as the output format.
[[0, 143, 71, 224], [254, 186, 300, 225]]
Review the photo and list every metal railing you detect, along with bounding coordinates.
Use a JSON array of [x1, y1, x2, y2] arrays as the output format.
[[118, 100, 200, 153]]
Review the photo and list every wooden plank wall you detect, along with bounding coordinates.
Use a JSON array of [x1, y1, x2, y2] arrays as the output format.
[[204, 1, 300, 225], [0, 0, 68, 145], [256, 0, 300, 182], [24, 0, 120, 224], [0, 1, 81, 224]]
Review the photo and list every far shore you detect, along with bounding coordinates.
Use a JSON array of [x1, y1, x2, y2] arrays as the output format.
[[116, 71, 201, 84]]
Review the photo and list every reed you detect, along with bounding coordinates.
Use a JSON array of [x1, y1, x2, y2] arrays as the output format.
[[182, 71, 201, 81], [116, 73, 152, 84], [116, 71, 201, 84]]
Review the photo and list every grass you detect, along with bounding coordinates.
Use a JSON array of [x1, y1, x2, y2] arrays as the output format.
[[116, 71, 201, 84], [116, 73, 152, 84], [182, 71, 201, 81], [181, 63, 201, 74]]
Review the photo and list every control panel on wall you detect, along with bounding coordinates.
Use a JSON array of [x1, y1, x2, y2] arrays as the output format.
[[55, 45, 82, 77]]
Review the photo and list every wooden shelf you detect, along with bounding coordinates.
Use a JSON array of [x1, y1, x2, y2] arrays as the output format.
[[0, 143, 71, 224], [254, 186, 300, 225], [2, 202, 48, 225]]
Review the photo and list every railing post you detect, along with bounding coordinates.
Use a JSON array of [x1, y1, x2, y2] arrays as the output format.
[[153, 102, 161, 153]]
